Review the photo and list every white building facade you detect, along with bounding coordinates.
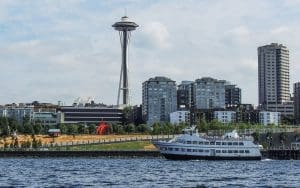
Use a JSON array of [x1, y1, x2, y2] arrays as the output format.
[[214, 111, 236, 124], [170, 111, 190, 124], [259, 111, 281, 126]]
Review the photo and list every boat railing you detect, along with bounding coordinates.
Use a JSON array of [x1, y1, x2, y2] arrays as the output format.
[[202, 135, 254, 141]]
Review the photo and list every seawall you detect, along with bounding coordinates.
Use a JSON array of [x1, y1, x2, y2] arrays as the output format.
[[0, 150, 162, 158]]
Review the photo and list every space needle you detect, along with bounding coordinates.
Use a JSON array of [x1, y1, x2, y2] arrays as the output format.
[[113, 16, 138, 106]]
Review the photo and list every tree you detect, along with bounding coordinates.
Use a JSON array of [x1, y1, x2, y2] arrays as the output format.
[[123, 106, 133, 125], [33, 122, 42, 135], [23, 122, 34, 135], [136, 124, 150, 133], [125, 124, 135, 133], [252, 132, 259, 144], [0, 117, 10, 136], [88, 124, 96, 134], [67, 124, 78, 135], [23, 115, 34, 135], [58, 124, 67, 134], [78, 124, 86, 134]]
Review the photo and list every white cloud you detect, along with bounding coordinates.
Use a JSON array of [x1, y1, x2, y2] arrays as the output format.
[[138, 21, 171, 49], [271, 26, 290, 35]]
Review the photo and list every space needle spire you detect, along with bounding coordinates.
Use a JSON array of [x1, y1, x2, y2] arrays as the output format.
[[113, 16, 138, 106]]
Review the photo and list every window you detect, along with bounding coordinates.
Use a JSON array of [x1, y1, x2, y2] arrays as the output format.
[[239, 150, 245, 153], [222, 142, 227, 145], [222, 150, 227, 153], [228, 142, 232, 145], [245, 150, 250, 153], [239, 142, 244, 146], [175, 148, 179, 151], [216, 150, 221, 153], [210, 141, 215, 145], [233, 150, 238, 153], [187, 149, 192, 152], [199, 149, 203, 152], [181, 148, 185, 152], [216, 142, 221, 145], [187, 141, 191, 144], [193, 149, 197, 152], [205, 150, 209, 153], [199, 142, 204, 145], [193, 141, 197, 144], [168, 148, 173, 151], [233, 142, 238, 146], [204, 142, 209, 145], [228, 150, 233, 153]]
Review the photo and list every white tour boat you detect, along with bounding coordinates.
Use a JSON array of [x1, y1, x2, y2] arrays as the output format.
[[153, 126, 261, 160]]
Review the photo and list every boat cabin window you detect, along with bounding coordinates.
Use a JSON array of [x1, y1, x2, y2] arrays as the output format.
[[199, 149, 203, 152], [175, 148, 179, 151], [239, 150, 245, 153], [233, 150, 238, 153], [222, 142, 227, 145], [199, 142, 204, 145], [216, 150, 221, 153], [181, 148, 185, 152], [210, 141, 215, 145], [228, 150, 233, 153], [168, 148, 173, 151], [193, 141, 197, 144], [187, 141, 192, 144], [233, 142, 238, 146], [187, 149, 192, 152], [204, 142, 209, 145], [222, 150, 227, 153], [193, 149, 197, 152], [216, 142, 221, 145], [245, 150, 250, 153], [228, 142, 233, 146], [238, 142, 244, 146]]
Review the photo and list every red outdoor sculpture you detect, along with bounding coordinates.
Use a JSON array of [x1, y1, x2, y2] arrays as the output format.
[[96, 121, 110, 135]]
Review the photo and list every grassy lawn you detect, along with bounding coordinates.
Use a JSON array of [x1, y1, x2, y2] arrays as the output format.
[[51, 141, 155, 151]]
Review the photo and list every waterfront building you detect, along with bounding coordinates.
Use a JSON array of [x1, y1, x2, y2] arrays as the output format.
[[32, 112, 58, 126], [142, 76, 177, 125], [170, 111, 190, 124], [294, 82, 300, 124], [225, 84, 241, 107], [214, 111, 236, 124], [259, 111, 281, 126], [258, 43, 290, 110], [57, 106, 123, 124], [194, 77, 226, 109], [177, 81, 194, 110], [0, 106, 34, 124]]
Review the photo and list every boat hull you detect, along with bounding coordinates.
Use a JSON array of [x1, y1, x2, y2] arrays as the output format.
[[162, 153, 262, 160]]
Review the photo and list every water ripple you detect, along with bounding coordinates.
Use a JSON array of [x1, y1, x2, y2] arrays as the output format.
[[0, 158, 299, 187]]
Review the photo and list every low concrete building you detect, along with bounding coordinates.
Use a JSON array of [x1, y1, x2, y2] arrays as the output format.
[[170, 111, 190, 124], [259, 111, 281, 126], [214, 111, 236, 124], [57, 106, 123, 124]]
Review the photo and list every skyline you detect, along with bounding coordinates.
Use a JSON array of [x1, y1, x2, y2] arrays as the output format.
[[1, 0, 300, 106]]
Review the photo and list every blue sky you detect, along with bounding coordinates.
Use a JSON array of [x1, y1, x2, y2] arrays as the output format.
[[0, 0, 300, 106]]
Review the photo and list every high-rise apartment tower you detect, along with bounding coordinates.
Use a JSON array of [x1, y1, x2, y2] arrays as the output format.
[[258, 43, 290, 109]]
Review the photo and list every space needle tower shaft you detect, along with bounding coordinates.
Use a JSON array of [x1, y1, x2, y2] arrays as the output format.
[[112, 16, 138, 106]]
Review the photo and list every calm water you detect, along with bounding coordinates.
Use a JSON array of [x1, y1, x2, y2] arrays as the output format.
[[0, 158, 299, 187]]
